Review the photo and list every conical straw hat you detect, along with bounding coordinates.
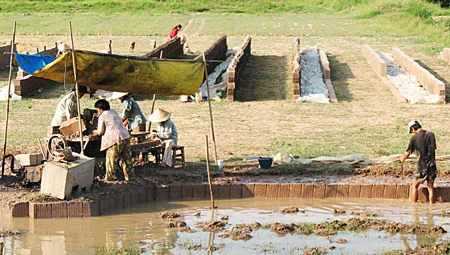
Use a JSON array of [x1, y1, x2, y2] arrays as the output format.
[[109, 92, 129, 100], [149, 108, 170, 123]]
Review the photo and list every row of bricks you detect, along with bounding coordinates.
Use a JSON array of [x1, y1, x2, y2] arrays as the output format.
[[392, 47, 445, 99], [144, 36, 182, 59], [226, 36, 251, 102], [362, 44, 387, 76], [12, 184, 449, 219]]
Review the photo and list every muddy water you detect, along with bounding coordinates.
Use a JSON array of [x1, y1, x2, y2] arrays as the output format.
[[1, 198, 449, 255]]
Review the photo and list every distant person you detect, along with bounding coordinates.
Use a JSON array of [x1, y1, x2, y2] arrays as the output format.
[[92, 99, 134, 182], [51, 86, 88, 127], [400, 120, 437, 204], [109, 92, 147, 132], [149, 108, 178, 167], [168, 24, 182, 40]]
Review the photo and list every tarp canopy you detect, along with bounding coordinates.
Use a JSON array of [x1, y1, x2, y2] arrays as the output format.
[[13, 53, 56, 74], [14, 50, 205, 95]]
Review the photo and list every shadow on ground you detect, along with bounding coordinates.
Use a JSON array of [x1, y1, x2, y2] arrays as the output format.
[[328, 54, 354, 102], [234, 55, 288, 102]]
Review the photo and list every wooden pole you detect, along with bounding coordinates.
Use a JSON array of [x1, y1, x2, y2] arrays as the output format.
[[205, 135, 215, 209], [202, 53, 218, 164], [148, 51, 162, 132], [69, 21, 84, 155], [1, 21, 17, 179]]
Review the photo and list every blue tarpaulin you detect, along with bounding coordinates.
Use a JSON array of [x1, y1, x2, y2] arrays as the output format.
[[14, 53, 56, 74]]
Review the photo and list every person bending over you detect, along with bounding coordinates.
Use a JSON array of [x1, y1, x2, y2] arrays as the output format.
[[400, 120, 437, 204], [93, 99, 134, 181]]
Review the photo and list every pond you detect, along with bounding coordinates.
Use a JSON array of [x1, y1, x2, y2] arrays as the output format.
[[1, 197, 449, 254]]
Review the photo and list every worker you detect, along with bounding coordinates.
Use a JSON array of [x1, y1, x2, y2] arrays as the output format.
[[149, 108, 178, 167], [109, 92, 147, 132], [168, 24, 182, 40], [92, 99, 134, 182], [400, 120, 437, 204], [50, 86, 88, 127]]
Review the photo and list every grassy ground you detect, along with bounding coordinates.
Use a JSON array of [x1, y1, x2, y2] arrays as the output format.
[[1, 3, 450, 169]]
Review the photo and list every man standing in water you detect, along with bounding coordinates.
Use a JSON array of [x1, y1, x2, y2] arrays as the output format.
[[400, 120, 437, 204]]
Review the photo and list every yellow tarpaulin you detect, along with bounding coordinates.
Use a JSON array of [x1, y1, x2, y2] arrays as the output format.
[[32, 50, 205, 95]]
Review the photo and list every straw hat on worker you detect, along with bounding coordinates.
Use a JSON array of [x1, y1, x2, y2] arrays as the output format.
[[149, 108, 171, 123], [109, 92, 129, 100]]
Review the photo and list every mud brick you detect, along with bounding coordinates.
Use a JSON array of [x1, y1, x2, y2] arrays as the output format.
[[253, 184, 267, 197], [115, 195, 124, 210], [383, 185, 397, 199], [314, 185, 327, 199], [207, 185, 220, 200], [99, 198, 114, 216], [11, 202, 29, 218], [31, 203, 52, 219], [337, 185, 349, 198], [138, 188, 148, 204], [193, 184, 207, 200], [230, 184, 243, 199], [372, 185, 385, 199], [435, 187, 450, 202], [51, 202, 67, 218], [218, 184, 231, 199], [169, 185, 182, 201], [290, 184, 303, 197], [123, 192, 132, 208], [266, 184, 279, 198], [69, 201, 86, 217], [302, 184, 314, 198], [156, 186, 169, 201], [360, 185, 374, 198], [396, 185, 410, 199], [348, 185, 361, 198], [83, 200, 99, 217], [417, 187, 429, 203], [325, 185, 338, 198], [181, 184, 194, 199], [278, 184, 290, 198], [131, 192, 139, 205], [242, 184, 255, 198], [147, 186, 155, 202]]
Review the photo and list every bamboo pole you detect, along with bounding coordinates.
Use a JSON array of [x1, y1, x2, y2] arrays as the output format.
[[148, 51, 163, 132], [205, 135, 215, 209], [1, 21, 17, 179], [69, 21, 84, 155], [202, 53, 218, 164]]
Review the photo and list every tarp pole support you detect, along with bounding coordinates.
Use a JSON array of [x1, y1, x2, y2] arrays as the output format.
[[205, 135, 215, 209], [69, 21, 84, 155], [203, 53, 218, 165], [148, 51, 163, 132], [1, 21, 16, 179]]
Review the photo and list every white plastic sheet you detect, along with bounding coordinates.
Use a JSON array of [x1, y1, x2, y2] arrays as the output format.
[[0, 84, 22, 101]]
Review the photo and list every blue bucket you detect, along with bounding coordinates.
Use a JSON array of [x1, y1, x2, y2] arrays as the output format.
[[258, 157, 273, 169]]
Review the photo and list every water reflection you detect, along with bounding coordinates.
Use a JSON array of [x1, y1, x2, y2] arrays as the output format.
[[0, 198, 449, 255]]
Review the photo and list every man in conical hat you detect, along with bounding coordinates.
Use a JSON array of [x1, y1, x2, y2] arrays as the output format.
[[149, 108, 178, 167]]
